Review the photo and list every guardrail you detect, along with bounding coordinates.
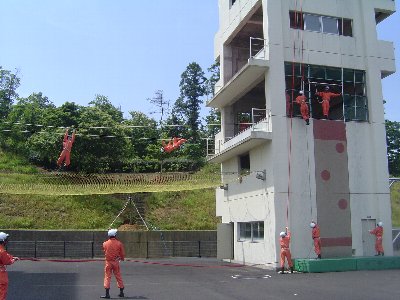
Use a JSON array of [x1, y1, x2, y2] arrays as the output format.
[[6, 240, 217, 259]]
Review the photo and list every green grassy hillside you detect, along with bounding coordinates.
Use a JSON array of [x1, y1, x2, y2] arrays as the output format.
[[0, 149, 398, 229]]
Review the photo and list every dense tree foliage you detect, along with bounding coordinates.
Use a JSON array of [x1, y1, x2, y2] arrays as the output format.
[[386, 120, 400, 176], [0, 66, 20, 119], [0, 62, 220, 173]]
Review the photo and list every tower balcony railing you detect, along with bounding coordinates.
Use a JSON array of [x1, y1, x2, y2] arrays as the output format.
[[207, 109, 272, 162], [209, 37, 268, 102]]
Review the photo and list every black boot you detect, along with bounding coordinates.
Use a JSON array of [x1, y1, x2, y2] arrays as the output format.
[[119, 287, 125, 297], [278, 267, 285, 274], [100, 288, 110, 299], [290, 267, 294, 273], [381, 252, 384, 256], [317, 254, 321, 259], [306, 119, 309, 125]]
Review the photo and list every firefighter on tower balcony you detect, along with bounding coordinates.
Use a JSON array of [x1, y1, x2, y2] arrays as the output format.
[[278, 227, 294, 274], [316, 86, 341, 119], [295, 90, 310, 125], [310, 221, 322, 259], [369, 222, 384, 256]]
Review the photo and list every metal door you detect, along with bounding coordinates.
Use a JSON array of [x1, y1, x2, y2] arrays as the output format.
[[217, 223, 234, 260], [361, 219, 376, 256]]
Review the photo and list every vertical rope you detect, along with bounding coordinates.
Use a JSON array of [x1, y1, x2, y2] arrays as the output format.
[[287, 0, 299, 227]]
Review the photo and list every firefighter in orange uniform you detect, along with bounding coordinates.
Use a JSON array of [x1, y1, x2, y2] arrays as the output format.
[[295, 90, 310, 125], [316, 86, 341, 119], [161, 137, 187, 153], [101, 229, 125, 299], [57, 128, 76, 167], [0, 232, 19, 300], [279, 227, 294, 274], [369, 222, 384, 256], [310, 221, 322, 259]]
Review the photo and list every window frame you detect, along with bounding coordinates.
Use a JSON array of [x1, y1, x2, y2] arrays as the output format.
[[238, 221, 264, 242], [289, 11, 353, 37]]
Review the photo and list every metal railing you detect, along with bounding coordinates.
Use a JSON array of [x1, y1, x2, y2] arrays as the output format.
[[210, 109, 271, 156], [250, 37, 267, 59], [6, 240, 217, 259]]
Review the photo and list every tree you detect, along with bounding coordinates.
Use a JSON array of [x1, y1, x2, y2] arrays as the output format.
[[73, 106, 129, 173], [178, 62, 207, 142], [125, 111, 159, 160], [0, 66, 20, 119], [89, 94, 124, 123], [386, 120, 400, 176], [205, 60, 220, 97]]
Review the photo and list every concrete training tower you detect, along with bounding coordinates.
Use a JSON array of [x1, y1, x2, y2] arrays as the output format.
[[207, 0, 396, 265]]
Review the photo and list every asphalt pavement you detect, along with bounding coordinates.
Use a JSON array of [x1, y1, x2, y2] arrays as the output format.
[[6, 257, 400, 300]]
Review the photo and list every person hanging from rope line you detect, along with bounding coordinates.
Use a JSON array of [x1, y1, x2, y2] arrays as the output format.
[[56, 128, 76, 167], [369, 222, 384, 256], [278, 227, 294, 274], [161, 137, 187, 153], [101, 229, 125, 299], [0, 232, 19, 300], [315, 86, 341, 119], [310, 221, 322, 259], [295, 90, 310, 125]]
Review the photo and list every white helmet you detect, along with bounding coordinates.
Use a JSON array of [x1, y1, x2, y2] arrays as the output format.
[[280, 232, 286, 237], [378, 222, 383, 227], [0, 232, 9, 242], [299, 90, 304, 95], [107, 229, 118, 237], [310, 222, 316, 228]]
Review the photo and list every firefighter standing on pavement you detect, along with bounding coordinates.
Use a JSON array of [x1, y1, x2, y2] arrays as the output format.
[[369, 222, 384, 256], [310, 221, 322, 259], [0, 232, 19, 300], [101, 229, 125, 299], [279, 227, 294, 274]]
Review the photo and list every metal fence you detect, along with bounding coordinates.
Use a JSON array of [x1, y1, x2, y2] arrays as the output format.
[[6, 240, 217, 259]]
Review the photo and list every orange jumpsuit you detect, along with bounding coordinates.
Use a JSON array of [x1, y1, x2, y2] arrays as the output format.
[[295, 95, 309, 123], [0, 245, 16, 300], [369, 226, 384, 254], [57, 129, 76, 167], [162, 137, 187, 153], [103, 238, 125, 290], [280, 232, 293, 268], [312, 225, 322, 256], [316, 91, 341, 118]]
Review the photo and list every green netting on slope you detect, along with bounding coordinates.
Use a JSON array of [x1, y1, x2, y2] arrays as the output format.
[[0, 172, 224, 195]]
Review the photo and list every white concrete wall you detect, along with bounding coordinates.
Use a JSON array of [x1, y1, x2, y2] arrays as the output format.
[[215, 0, 395, 264], [346, 122, 393, 256]]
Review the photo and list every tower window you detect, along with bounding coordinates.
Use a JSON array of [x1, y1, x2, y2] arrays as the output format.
[[284, 63, 367, 122], [290, 11, 353, 37]]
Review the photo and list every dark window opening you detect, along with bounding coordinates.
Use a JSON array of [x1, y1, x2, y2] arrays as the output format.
[[289, 11, 304, 29], [239, 153, 250, 175], [290, 11, 352, 37], [284, 63, 368, 122], [340, 18, 353, 37]]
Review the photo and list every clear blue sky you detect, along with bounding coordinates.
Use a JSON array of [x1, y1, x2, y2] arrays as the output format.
[[0, 1, 399, 121]]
